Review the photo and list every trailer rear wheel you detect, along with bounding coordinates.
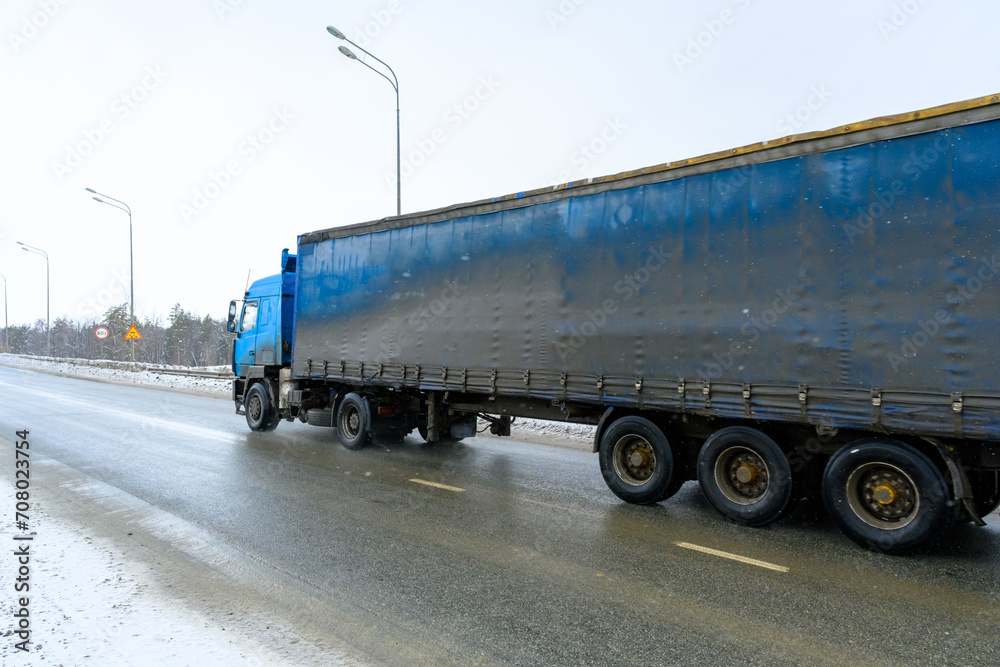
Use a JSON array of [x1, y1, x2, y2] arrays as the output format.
[[245, 382, 280, 432], [822, 439, 959, 554], [598, 416, 679, 505], [697, 427, 794, 527], [336, 393, 372, 450]]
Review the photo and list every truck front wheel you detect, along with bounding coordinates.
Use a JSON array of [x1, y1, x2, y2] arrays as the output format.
[[697, 426, 795, 527], [822, 438, 959, 554], [336, 393, 372, 450], [246, 382, 280, 432], [599, 416, 681, 505]]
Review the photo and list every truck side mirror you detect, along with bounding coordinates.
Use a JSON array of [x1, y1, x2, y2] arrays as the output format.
[[226, 301, 238, 333]]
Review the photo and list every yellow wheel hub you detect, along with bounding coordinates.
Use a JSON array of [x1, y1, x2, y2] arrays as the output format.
[[735, 463, 758, 484], [629, 448, 651, 468], [872, 484, 898, 505]]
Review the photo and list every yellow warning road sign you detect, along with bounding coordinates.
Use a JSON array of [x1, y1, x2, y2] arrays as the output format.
[[124, 325, 142, 340]]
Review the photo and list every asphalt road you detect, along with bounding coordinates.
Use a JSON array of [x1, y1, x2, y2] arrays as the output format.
[[2, 365, 999, 666]]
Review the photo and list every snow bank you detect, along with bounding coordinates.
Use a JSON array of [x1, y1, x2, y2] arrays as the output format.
[[0, 353, 232, 397]]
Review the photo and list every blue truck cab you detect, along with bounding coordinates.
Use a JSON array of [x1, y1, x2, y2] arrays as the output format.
[[227, 249, 297, 428]]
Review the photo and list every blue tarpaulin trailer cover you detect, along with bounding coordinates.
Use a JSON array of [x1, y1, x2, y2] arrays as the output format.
[[292, 94, 1000, 442]]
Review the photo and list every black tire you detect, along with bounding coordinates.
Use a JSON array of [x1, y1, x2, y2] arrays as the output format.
[[598, 416, 680, 505], [245, 382, 280, 432], [822, 438, 959, 555], [697, 426, 794, 527], [969, 470, 1000, 519], [336, 393, 372, 450]]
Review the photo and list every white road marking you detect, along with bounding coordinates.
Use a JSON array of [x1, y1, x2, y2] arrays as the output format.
[[409, 478, 465, 493], [675, 542, 790, 573]]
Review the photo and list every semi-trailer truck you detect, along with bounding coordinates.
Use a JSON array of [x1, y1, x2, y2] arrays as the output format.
[[227, 94, 1000, 554]]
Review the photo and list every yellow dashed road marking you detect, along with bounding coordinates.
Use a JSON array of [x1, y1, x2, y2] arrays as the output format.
[[409, 478, 465, 493], [675, 542, 790, 573]]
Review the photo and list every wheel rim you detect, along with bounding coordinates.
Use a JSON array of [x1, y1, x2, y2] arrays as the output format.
[[845, 462, 920, 530], [341, 406, 361, 439], [612, 435, 656, 487], [248, 394, 262, 422], [714, 446, 770, 506]]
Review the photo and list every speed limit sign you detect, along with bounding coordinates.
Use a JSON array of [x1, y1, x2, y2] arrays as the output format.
[[95, 327, 110, 340]]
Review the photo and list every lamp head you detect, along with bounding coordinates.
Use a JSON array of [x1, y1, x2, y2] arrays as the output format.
[[85, 187, 96, 193], [338, 45, 358, 60], [327, 26, 346, 40]]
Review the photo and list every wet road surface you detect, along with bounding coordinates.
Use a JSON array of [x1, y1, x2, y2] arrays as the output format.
[[2, 365, 999, 665]]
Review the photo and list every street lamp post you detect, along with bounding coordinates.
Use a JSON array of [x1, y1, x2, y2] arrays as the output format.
[[0, 273, 7, 353], [17, 242, 49, 358], [87, 188, 135, 362], [326, 25, 401, 217]]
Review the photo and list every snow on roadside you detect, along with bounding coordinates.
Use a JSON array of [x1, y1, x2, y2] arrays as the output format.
[[0, 353, 232, 397], [0, 504, 349, 666], [0, 353, 595, 444], [485, 415, 595, 446]]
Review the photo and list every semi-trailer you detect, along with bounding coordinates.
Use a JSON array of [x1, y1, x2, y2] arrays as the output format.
[[228, 94, 1000, 554]]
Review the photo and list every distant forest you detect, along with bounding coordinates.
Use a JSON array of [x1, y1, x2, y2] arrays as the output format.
[[0, 303, 234, 366]]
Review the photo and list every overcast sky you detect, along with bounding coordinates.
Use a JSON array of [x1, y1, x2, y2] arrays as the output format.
[[1, 0, 998, 329]]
